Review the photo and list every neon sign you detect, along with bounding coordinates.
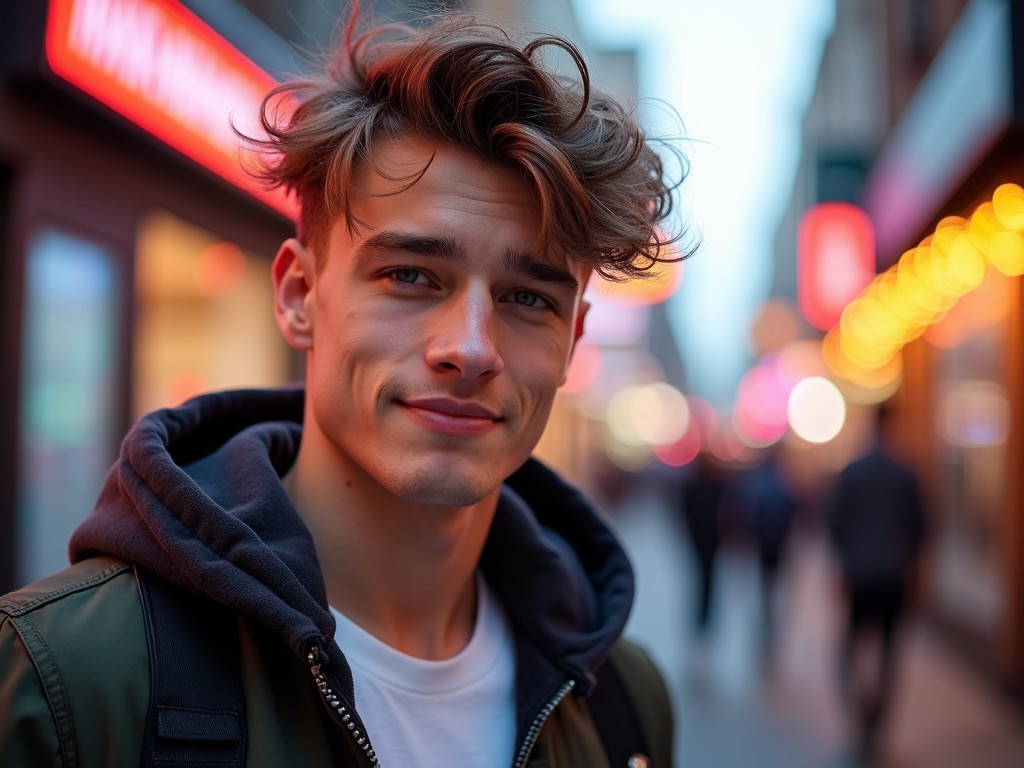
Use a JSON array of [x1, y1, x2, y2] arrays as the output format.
[[798, 202, 875, 331], [45, 0, 296, 219]]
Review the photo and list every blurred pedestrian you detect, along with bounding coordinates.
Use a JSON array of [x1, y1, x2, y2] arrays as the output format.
[[827, 402, 928, 760], [679, 451, 728, 635], [735, 447, 798, 645]]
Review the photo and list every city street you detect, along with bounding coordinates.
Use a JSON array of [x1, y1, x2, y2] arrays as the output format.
[[610, 480, 1024, 768]]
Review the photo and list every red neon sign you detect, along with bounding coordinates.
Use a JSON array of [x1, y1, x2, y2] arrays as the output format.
[[798, 203, 876, 331], [45, 0, 296, 219]]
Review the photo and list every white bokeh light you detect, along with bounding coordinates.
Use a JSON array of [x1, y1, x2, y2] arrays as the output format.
[[787, 376, 846, 443]]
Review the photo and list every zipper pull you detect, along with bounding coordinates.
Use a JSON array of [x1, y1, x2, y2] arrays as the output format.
[[307, 644, 329, 675]]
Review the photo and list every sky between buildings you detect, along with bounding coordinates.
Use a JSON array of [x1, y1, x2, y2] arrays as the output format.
[[572, 0, 836, 407]]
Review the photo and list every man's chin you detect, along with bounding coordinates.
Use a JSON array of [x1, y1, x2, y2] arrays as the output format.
[[384, 465, 498, 508]]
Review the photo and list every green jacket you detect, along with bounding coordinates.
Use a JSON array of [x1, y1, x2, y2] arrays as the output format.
[[3, 389, 676, 766], [1, 556, 674, 767]]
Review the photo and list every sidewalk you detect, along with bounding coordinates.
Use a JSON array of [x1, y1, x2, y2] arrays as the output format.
[[608, 481, 1024, 768]]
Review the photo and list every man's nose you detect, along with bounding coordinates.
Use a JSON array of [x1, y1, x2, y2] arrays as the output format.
[[424, 289, 504, 380]]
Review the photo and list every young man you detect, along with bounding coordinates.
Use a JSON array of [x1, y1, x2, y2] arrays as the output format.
[[1, 10, 685, 767]]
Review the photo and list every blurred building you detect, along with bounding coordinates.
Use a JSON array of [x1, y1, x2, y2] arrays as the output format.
[[0, 0, 319, 593], [776, 0, 1024, 697]]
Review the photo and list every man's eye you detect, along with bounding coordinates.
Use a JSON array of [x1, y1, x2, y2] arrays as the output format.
[[510, 290, 551, 309], [389, 268, 428, 285]]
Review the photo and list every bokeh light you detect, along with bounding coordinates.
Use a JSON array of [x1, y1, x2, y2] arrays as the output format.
[[733, 356, 799, 446], [606, 382, 690, 446], [826, 181, 1022, 390], [589, 253, 683, 308], [195, 242, 246, 297], [937, 380, 1010, 447], [992, 182, 1024, 230], [787, 376, 846, 443], [989, 230, 1024, 276]]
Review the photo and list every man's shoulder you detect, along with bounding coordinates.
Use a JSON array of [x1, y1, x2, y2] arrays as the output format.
[[1, 555, 148, 687], [607, 638, 674, 764], [0, 557, 151, 767], [1, 556, 135, 618]]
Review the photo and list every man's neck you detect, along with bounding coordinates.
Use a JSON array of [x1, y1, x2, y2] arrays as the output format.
[[282, 423, 500, 660]]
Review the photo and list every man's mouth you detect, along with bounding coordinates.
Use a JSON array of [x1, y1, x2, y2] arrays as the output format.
[[397, 397, 503, 437]]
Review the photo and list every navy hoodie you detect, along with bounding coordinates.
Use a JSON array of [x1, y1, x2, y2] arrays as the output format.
[[68, 387, 635, 741]]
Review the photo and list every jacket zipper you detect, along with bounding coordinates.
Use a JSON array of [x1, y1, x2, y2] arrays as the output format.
[[308, 644, 381, 766], [512, 679, 576, 768]]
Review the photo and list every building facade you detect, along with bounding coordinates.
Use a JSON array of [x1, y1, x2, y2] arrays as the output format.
[[777, 0, 1023, 695]]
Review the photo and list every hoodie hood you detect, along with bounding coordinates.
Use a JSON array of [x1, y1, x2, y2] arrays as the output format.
[[70, 387, 634, 688]]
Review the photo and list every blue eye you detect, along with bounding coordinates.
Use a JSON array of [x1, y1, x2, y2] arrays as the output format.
[[391, 268, 426, 284], [512, 290, 549, 308]]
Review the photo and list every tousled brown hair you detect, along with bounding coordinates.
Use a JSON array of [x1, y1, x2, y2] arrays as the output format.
[[242, 6, 690, 279]]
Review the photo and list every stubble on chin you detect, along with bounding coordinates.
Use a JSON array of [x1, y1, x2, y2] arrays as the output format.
[[381, 462, 494, 507]]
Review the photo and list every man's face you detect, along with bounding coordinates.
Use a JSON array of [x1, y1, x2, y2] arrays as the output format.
[[276, 134, 589, 507]]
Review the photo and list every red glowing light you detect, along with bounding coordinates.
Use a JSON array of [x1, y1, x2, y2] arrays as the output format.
[[652, 426, 700, 467], [798, 203, 875, 330], [45, 0, 296, 219]]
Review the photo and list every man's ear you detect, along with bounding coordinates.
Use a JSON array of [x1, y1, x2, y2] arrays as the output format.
[[272, 238, 315, 351], [573, 299, 590, 347]]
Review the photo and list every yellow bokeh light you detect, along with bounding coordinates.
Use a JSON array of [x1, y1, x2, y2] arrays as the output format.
[[822, 182, 1022, 384], [839, 332, 897, 370], [910, 245, 932, 279], [968, 202, 1001, 254], [847, 350, 902, 389], [913, 245, 963, 297], [948, 235, 986, 290], [593, 253, 683, 307], [989, 230, 1024, 276], [932, 217, 966, 253], [993, 183, 1024, 230], [605, 382, 690, 446], [821, 328, 846, 377], [837, 355, 903, 404]]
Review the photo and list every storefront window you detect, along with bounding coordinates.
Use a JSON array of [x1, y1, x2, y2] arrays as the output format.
[[929, 270, 1012, 637], [133, 211, 292, 418], [18, 229, 118, 583]]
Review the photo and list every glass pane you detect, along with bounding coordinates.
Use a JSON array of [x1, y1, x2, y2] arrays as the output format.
[[929, 270, 1012, 637], [18, 229, 118, 584], [133, 210, 291, 418]]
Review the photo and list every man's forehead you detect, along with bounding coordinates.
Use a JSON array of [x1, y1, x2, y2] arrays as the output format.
[[343, 133, 591, 286], [352, 133, 507, 192]]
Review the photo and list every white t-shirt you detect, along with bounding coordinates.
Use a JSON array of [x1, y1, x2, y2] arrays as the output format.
[[330, 573, 516, 767]]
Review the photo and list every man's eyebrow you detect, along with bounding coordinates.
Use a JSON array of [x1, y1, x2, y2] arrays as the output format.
[[356, 232, 579, 290], [356, 231, 466, 261], [503, 249, 580, 290]]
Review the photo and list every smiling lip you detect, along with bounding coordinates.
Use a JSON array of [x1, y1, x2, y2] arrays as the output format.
[[399, 398, 502, 437]]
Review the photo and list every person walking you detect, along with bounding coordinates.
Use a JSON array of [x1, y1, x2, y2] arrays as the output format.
[[828, 402, 929, 760], [746, 450, 798, 645], [679, 451, 728, 636]]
